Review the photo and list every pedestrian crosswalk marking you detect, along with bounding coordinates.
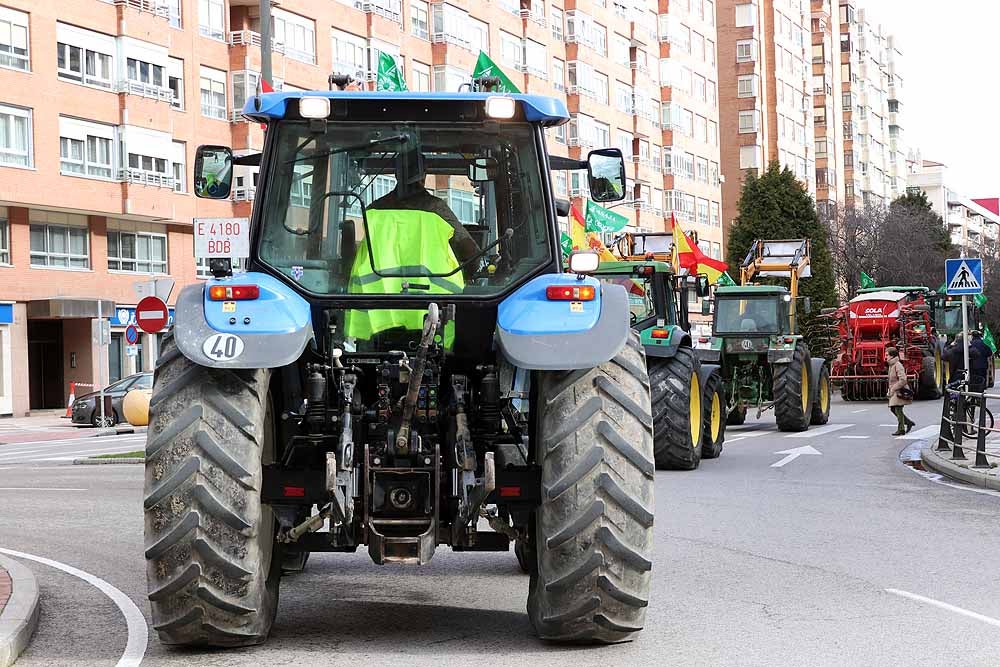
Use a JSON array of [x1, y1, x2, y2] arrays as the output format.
[[895, 425, 939, 440], [786, 424, 853, 438]]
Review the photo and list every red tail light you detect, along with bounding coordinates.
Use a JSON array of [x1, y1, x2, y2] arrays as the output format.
[[499, 486, 522, 497], [651, 329, 670, 339], [546, 285, 596, 301], [282, 486, 305, 497], [783, 336, 795, 343], [209, 285, 260, 301], [699, 337, 710, 343]]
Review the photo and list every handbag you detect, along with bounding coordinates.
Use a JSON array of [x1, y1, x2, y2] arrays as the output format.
[[896, 386, 914, 401]]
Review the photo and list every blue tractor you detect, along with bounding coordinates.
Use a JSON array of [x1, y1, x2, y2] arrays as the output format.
[[144, 87, 656, 647]]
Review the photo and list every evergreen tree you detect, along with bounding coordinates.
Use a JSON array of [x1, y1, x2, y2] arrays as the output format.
[[727, 162, 838, 355]]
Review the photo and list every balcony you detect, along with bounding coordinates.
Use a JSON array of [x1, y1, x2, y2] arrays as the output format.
[[229, 30, 286, 55], [231, 185, 256, 202], [360, 0, 403, 24], [519, 8, 547, 26], [117, 79, 174, 103], [113, 0, 169, 17]]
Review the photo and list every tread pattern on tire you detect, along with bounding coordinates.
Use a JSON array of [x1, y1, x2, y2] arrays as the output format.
[[918, 355, 941, 400], [144, 331, 277, 647], [528, 332, 654, 643], [810, 364, 832, 425], [701, 370, 726, 458], [649, 347, 703, 470], [773, 341, 811, 432]]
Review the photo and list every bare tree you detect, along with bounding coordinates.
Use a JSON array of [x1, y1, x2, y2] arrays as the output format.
[[823, 202, 883, 301]]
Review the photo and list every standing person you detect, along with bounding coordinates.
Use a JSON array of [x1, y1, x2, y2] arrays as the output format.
[[945, 332, 966, 381], [886, 347, 915, 435], [969, 330, 991, 391]]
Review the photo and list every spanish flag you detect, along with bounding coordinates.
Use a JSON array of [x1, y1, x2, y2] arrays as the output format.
[[671, 214, 727, 283], [569, 203, 616, 261]]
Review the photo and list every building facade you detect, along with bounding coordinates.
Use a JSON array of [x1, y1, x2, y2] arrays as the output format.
[[0, 0, 724, 415], [907, 160, 1000, 258]]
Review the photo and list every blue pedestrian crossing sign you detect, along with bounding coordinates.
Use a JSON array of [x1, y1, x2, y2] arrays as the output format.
[[945, 258, 983, 295]]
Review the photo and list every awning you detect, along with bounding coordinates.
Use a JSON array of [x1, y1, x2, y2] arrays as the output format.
[[26, 298, 116, 319]]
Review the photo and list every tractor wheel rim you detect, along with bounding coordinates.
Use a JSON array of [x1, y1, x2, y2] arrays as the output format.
[[801, 365, 809, 413], [935, 349, 943, 387], [690, 372, 702, 448], [710, 391, 721, 442], [820, 376, 830, 412]]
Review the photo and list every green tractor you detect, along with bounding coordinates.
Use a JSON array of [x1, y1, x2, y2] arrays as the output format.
[[697, 240, 832, 431], [928, 290, 995, 391], [591, 232, 725, 470]]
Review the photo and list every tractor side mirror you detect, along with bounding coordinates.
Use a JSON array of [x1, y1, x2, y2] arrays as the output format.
[[586, 148, 627, 202], [802, 297, 812, 314], [695, 275, 711, 298], [194, 145, 233, 199], [701, 299, 712, 316]]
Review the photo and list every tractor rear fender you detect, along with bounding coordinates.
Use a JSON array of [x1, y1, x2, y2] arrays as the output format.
[[172, 272, 313, 369], [642, 326, 691, 359], [808, 357, 826, 399], [495, 274, 629, 370], [767, 349, 796, 364], [696, 348, 721, 364]]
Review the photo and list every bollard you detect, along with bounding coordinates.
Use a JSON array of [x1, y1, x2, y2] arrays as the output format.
[[938, 390, 953, 452], [952, 392, 967, 460], [973, 394, 991, 469]]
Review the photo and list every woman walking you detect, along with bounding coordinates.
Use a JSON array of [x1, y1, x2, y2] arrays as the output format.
[[887, 347, 915, 435]]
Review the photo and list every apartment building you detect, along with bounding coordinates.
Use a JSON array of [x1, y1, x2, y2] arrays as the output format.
[[716, 0, 816, 240], [0, 0, 725, 416], [907, 160, 1000, 258], [809, 0, 843, 218], [836, 2, 906, 210]]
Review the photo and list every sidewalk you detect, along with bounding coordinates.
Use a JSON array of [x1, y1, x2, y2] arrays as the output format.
[[0, 412, 143, 445], [0, 555, 40, 667], [921, 438, 1000, 491]]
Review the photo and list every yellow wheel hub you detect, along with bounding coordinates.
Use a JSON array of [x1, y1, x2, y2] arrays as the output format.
[[710, 391, 721, 442], [690, 372, 702, 449], [801, 365, 810, 414], [935, 348, 943, 387], [820, 375, 829, 413]]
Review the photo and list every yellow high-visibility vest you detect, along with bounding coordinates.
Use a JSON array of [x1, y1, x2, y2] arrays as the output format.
[[344, 208, 464, 344]]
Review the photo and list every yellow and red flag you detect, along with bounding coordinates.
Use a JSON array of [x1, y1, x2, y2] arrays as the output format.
[[568, 202, 616, 261], [670, 214, 727, 283]]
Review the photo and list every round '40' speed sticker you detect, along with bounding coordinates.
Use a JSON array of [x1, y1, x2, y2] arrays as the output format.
[[202, 333, 245, 361]]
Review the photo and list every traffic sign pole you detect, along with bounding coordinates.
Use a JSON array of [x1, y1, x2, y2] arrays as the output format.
[[98, 299, 106, 427], [962, 294, 970, 381]]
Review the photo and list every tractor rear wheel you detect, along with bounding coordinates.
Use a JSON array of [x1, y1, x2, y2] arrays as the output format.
[[528, 333, 654, 643], [810, 365, 832, 425], [649, 348, 703, 470], [144, 332, 280, 647], [918, 355, 941, 399], [701, 370, 726, 458], [774, 342, 812, 432]]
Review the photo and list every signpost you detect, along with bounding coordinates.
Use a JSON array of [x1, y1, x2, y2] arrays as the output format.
[[136, 296, 169, 334], [945, 257, 984, 382], [125, 324, 140, 346]]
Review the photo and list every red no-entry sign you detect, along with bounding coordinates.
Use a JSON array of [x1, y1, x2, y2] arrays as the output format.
[[136, 296, 169, 334]]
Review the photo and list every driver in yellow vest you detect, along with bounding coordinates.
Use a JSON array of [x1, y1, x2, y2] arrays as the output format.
[[344, 148, 480, 344]]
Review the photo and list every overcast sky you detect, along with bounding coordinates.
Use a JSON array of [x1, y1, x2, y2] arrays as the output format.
[[874, 1, 999, 198]]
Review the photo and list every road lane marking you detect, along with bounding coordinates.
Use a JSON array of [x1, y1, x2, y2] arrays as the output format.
[[786, 424, 853, 438], [0, 434, 144, 454], [839, 435, 868, 439], [0, 437, 145, 459], [896, 425, 939, 440], [771, 445, 822, 467], [0, 487, 87, 491], [885, 589, 1000, 629], [0, 547, 148, 667], [851, 409, 868, 413]]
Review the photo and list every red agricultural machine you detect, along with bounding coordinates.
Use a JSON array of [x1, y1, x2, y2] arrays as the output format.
[[822, 287, 941, 401]]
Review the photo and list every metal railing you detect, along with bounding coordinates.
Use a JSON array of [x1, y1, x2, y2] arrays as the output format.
[[936, 378, 999, 469]]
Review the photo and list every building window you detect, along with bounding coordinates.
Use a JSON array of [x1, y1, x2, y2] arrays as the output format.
[[127, 57, 168, 99], [738, 110, 758, 133], [0, 208, 8, 264], [697, 198, 709, 225], [737, 75, 755, 97], [331, 29, 367, 80], [524, 39, 547, 78], [411, 0, 429, 39], [168, 57, 184, 109], [735, 4, 755, 27], [411, 60, 431, 91], [127, 153, 170, 186], [710, 202, 720, 227], [57, 40, 113, 89], [736, 40, 755, 62], [30, 222, 89, 269], [108, 230, 168, 273], [198, 0, 225, 40], [172, 141, 186, 192], [739, 144, 760, 169], [200, 66, 227, 120], [814, 106, 826, 125], [499, 31, 522, 68], [60, 136, 112, 179], [232, 70, 260, 115], [0, 103, 32, 167], [552, 57, 565, 91], [272, 9, 316, 64], [166, 0, 182, 28], [551, 7, 564, 40], [553, 170, 568, 197], [0, 7, 29, 71], [554, 122, 566, 144]]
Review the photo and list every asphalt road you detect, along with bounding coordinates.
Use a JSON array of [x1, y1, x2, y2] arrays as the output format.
[[2, 396, 1000, 666]]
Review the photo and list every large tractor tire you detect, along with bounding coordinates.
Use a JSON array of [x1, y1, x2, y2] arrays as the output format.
[[649, 348, 703, 470], [774, 342, 811, 432], [810, 364, 832, 426], [917, 355, 941, 400], [701, 370, 726, 459], [144, 332, 281, 647], [528, 333, 654, 643]]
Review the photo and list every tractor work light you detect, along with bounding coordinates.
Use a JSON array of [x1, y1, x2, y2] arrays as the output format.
[[209, 285, 260, 301], [567, 250, 600, 274], [299, 96, 331, 119], [546, 285, 596, 301], [485, 96, 517, 119]]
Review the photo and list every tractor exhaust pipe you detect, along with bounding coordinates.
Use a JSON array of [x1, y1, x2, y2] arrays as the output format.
[[395, 303, 440, 455]]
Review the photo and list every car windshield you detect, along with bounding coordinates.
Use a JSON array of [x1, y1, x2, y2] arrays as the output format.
[[258, 120, 551, 297], [598, 275, 657, 323], [715, 297, 781, 334], [106, 377, 136, 392]]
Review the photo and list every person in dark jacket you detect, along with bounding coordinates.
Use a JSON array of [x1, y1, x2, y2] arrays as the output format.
[[969, 330, 992, 391], [945, 333, 966, 380]]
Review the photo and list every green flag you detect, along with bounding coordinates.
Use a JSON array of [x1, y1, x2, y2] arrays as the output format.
[[376, 52, 407, 92], [974, 293, 988, 309], [471, 51, 520, 93], [860, 271, 875, 289], [560, 232, 573, 257], [938, 282, 947, 293], [584, 200, 629, 234], [717, 272, 737, 287], [984, 325, 997, 354]]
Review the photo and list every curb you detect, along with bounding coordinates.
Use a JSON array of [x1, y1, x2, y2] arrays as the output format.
[[92, 426, 146, 437], [921, 444, 1000, 491], [73, 457, 144, 465], [0, 554, 40, 667]]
